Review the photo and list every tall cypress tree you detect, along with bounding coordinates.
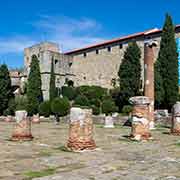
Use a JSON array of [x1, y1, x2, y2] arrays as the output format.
[[155, 14, 178, 109], [0, 64, 13, 115], [118, 42, 141, 110], [49, 58, 56, 101], [27, 55, 42, 116]]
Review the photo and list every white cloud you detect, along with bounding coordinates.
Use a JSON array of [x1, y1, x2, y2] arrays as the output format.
[[34, 15, 105, 51], [0, 16, 106, 55], [0, 36, 36, 54]]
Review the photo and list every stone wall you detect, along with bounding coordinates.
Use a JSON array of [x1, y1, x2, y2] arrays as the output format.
[[23, 30, 180, 100]]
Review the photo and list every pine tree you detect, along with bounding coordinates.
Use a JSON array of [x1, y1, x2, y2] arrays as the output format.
[[27, 55, 42, 116], [0, 64, 13, 115], [155, 14, 178, 109], [118, 42, 141, 110], [49, 58, 56, 101]]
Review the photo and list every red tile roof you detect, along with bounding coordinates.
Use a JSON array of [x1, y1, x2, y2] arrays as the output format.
[[65, 25, 180, 55]]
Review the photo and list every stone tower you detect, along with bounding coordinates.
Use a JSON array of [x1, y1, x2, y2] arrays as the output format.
[[24, 42, 73, 100]]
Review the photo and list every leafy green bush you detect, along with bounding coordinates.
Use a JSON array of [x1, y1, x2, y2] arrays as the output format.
[[122, 105, 133, 115], [91, 105, 100, 115], [3, 98, 16, 115], [15, 96, 28, 111], [39, 101, 51, 117], [76, 86, 107, 100], [51, 97, 70, 117], [102, 98, 118, 115], [61, 86, 77, 100], [74, 95, 90, 107]]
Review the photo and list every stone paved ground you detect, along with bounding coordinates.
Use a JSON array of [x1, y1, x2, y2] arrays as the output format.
[[0, 121, 180, 180]]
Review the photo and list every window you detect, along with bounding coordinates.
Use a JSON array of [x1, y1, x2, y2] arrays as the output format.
[[96, 49, 99, 55], [55, 59, 58, 64], [119, 44, 123, 49], [84, 52, 87, 58], [38, 53, 40, 58], [107, 46, 111, 52], [69, 62, 72, 67]]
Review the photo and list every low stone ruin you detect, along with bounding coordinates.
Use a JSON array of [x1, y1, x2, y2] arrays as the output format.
[[11, 110, 33, 141], [171, 101, 180, 135], [67, 107, 96, 151], [104, 115, 114, 128], [32, 114, 40, 123], [129, 96, 152, 141]]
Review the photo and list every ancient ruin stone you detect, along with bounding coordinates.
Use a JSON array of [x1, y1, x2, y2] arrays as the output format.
[[32, 114, 40, 123], [104, 116, 114, 128], [171, 102, 180, 135], [129, 96, 152, 141], [67, 107, 96, 151], [4, 115, 14, 122], [11, 110, 33, 141]]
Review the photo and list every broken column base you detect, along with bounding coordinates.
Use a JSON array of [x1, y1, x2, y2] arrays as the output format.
[[104, 116, 114, 128], [130, 122, 152, 141], [67, 139, 96, 151], [11, 118, 33, 141], [67, 107, 96, 151], [171, 117, 180, 136]]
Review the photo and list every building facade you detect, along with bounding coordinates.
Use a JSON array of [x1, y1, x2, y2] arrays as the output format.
[[24, 25, 180, 100]]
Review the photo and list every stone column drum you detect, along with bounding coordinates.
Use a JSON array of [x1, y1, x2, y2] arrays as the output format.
[[104, 115, 114, 128], [171, 102, 180, 135], [11, 110, 33, 141], [32, 114, 40, 123], [144, 40, 158, 129], [67, 107, 96, 151], [129, 96, 152, 141]]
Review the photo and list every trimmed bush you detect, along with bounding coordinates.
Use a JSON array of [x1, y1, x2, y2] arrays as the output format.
[[122, 105, 133, 115], [74, 95, 90, 107], [39, 101, 51, 117], [102, 98, 118, 115], [15, 96, 28, 111], [61, 86, 77, 100], [4, 98, 16, 115], [76, 85, 107, 100], [91, 105, 100, 115], [51, 97, 70, 117]]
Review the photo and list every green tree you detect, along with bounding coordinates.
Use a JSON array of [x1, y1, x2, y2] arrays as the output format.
[[155, 14, 178, 109], [27, 55, 43, 115], [49, 58, 56, 101], [0, 64, 13, 115], [118, 42, 141, 110]]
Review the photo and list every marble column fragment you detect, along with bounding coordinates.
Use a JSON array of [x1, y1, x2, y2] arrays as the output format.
[[129, 96, 152, 141], [171, 102, 180, 135], [67, 107, 96, 151], [104, 116, 114, 128], [11, 110, 33, 141]]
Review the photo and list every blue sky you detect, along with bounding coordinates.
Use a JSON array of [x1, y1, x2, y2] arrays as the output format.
[[0, 0, 180, 68]]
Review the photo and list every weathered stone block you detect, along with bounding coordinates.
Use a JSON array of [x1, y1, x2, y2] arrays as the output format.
[[67, 107, 96, 151], [11, 110, 33, 141]]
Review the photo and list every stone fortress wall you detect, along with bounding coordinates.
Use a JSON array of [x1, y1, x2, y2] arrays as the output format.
[[23, 27, 180, 100]]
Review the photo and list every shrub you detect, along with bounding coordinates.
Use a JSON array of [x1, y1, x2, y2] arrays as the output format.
[[122, 105, 133, 115], [15, 96, 28, 111], [102, 98, 118, 115], [39, 101, 51, 117], [74, 95, 90, 107], [4, 98, 16, 115], [76, 86, 107, 100], [61, 86, 77, 100], [51, 97, 70, 117], [91, 105, 100, 115]]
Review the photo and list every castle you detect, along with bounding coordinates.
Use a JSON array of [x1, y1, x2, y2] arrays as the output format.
[[22, 25, 180, 100]]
